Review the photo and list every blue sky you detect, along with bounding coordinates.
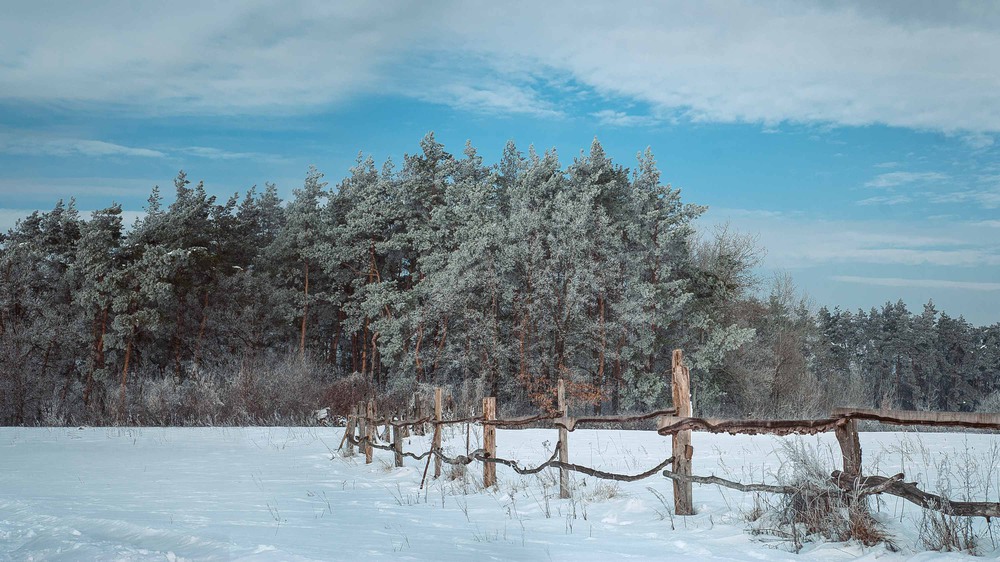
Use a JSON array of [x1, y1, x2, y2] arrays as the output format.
[[1, 1, 999, 324]]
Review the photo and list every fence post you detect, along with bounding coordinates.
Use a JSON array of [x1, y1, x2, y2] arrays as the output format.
[[392, 414, 404, 467], [345, 405, 357, 456], [433, 388, 443, 479], [483, 397, 496, 488], [672, 349, 694, 515], [558, 378, 570, 499], [365, 399, 374, 464], [835, 418, 862, 475], [356, 402, 365, 457]]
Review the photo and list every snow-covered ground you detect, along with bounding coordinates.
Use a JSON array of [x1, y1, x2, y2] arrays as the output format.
[[0, 425, 994, 561]]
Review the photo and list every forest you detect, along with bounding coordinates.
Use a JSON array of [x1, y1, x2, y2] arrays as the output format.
[[1, 134, 998, 426]]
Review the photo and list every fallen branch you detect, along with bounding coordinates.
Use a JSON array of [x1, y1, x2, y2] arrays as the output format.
[[660, 469, 905, 499], [831, 470, 1000, 518]]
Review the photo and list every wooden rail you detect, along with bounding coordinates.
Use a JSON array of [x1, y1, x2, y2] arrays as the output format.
[[657, 416, 846, 436], [833, 408, 1000, 430]]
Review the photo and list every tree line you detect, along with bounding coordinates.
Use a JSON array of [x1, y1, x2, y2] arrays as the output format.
[[1, 134, 997, 425]]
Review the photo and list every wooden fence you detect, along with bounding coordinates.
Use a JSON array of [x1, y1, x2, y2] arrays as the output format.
[[339, 349, 1000, 519]]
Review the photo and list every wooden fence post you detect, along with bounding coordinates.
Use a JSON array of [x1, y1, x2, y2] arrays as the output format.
[[558, 378, 570, 499], [345, 405, 357, 456], [835, 418, 862, 476], [483, 397, 496, 488], [392, 414, 404, 467], [672, 349, 694, 515], [433, 388, 443, 479], [356, 402, 365, 457], [365, 399, 374, 464]]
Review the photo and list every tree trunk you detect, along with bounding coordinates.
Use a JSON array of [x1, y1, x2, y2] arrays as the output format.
[[173, 302, 184, 380], [193, 291, 209, 367], [414, 322, 425, 381], [431, 317, 448, 374], [330, 307, 344, 366], [612, 332, 624, 413], [361, 319, 369, 376], [299, 260, 309, 358], [83, 305, 108, 407], [118, 337, 133, 422], [595, 295, 606, 414]]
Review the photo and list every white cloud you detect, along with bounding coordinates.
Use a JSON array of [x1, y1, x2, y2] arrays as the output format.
[[703, 207, 1000, 268], [961, 132, 995, 150], [864, 171, 947, 189], [179, 146, 283, 162], [0, 133, 165, 158], [857, 195, 912, 206], [0, 177, 158, 198], [4, 2, 1000, 131], [834, 276, 1000, 292], [426, 82, 563, 119], [445, 1, 1000, 132], [591, 110, 659, 127], [930, 187, 1000, 208]]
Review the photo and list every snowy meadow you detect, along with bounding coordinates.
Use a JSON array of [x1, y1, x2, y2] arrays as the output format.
[[1, 426, 996, 561]]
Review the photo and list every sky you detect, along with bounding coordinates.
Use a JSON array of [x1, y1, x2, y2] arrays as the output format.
[[1, 1, 998, 325]]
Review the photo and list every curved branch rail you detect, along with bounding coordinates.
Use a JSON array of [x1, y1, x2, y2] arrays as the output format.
[[447, 444, 676, 482], [831, 470, 1000, 518], [832, 408, 1000, 431], [657, 416, 846, 436], [556, 409, 678, 432], [346, 434, 674, 483]]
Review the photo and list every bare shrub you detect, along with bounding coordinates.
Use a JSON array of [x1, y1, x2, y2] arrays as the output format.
[[918, 508, 978, 554], [320, 371, 374, 416], [749, 439, 894, 552]]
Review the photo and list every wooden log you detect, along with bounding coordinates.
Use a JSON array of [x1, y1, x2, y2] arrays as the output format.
[[657, 416, 843, 436], [392, 415, 403, 467], [365, 400, 374, 464], [555, 409, 677, 432], [483, 413, 559, 426], [558, 379, 570, 499], [672, 349, 694, 516], [834, 419, 862, 475], [830, 470, 1000, 518], [433, 388, 443, 479], [483, 397, 497, 488], [833, 407, 1000, 430]]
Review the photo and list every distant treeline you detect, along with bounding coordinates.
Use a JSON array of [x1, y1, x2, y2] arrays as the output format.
[[1, 134, 997, 425]]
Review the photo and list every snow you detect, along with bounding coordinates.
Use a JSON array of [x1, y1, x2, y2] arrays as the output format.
[[0, 426, 991, 561]]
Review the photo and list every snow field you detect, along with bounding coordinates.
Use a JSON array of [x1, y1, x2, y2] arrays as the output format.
[[0, 426, 993, 561]]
